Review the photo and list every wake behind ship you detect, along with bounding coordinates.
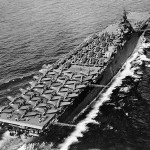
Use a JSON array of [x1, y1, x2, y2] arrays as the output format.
[[0, 11, 149, 143]]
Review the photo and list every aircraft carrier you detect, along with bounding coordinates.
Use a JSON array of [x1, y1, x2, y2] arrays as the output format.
[[0, 11, 149, 142]]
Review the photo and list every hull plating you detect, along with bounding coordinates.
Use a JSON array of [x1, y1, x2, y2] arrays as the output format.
[[58, 32, 140, 123]]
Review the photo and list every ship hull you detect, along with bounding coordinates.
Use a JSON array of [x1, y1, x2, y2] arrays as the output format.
[[58, 32, 140, 123], [3, 32, 141, 144], [15, 31, 141, 144]]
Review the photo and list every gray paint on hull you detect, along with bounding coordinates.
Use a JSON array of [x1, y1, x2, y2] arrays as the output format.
[[63, 32, 139, 123]]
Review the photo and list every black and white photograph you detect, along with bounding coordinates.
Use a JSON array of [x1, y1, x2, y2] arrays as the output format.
[[0, 0, 150, 149]]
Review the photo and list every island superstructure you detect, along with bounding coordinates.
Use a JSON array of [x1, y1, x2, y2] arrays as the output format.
[[0, 11, 149, 142]]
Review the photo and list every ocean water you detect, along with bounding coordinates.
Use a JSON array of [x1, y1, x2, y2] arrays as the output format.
[[0, 0, 150, 150]]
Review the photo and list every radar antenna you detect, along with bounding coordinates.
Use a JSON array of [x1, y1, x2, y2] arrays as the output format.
[[122, 9, 129, 23]]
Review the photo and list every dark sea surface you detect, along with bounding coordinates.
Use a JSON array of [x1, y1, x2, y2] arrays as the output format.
[[0, 0, 150, 150]]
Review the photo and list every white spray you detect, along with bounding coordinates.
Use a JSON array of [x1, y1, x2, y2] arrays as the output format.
[[58, 39, 150, 150], [0, 131, 17, 149], [18, 144, 27, 150]]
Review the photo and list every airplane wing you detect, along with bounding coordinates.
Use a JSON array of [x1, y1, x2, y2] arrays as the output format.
[[39, 68, 48, 74], [35, 84, 45, 88], [21, 94, 30, 101], [27, 100, 37, 106], [47, 100, 58, 108], [76, 84, 86, 89], [2, 108, 12, 113], [33, 88, 44, 94], [19, 105, 30, 110], [64, 84, 75, 90], [46, 109, 58, 114], [19, 88, 26, 94], [9, 103, 18, 109], [63, 98, 71, 102], [83, 75, 93, 81], [41, 93, 52, 100], [25, 111, 39, 117], [29, 81, 37, 88], [68, 93, 79, 98], [52, 95, 62, 100], [7, 96, 15, 102], [44, 89, 54, 94], [30, 96, 41, 101], [37, 103, 47, 107], [60, 87, 69, 92], [0, 106, 7, 112], [15, 109, 25, 115], [42, 77, 52, 81], [34, 107, 45, 113], [48, 71, 56, 75], [60, 101, 71, 107], [65, 80, 77, 85]]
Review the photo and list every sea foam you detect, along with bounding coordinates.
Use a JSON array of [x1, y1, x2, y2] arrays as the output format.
[[58, 38, 150, 150]]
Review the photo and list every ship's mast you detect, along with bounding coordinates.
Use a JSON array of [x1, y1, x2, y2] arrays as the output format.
[[121, 9, 129, 24], [123, 9, 127, 22]]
